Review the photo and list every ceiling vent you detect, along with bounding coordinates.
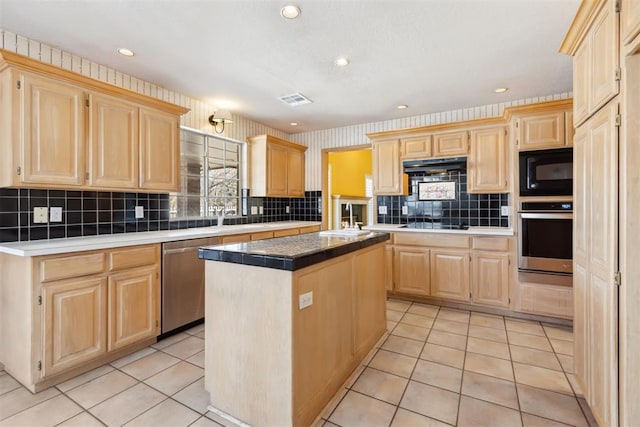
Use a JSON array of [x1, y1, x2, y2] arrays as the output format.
[[278, 93, 313, 107]]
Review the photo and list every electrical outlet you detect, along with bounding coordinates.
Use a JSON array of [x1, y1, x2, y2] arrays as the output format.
[[501, 206, 510, 216], [50, 207, 63, 222], [402, 206, 408, 215], [251, 206, 258, 215], [259, 206, 264, 215], [135, 206, 144, 219], [33, 207, 48, 224], [378, 205, 388, 215], [285, 206, 290, 214], [298, 291, 313, 309]]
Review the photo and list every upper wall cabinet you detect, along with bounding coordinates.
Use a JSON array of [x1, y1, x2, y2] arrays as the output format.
[[432, 130, 469, 157], [569, 0, 619, 126], [400, 135, 431, 159], [0, 49, 189, 192], [372, 139, 404, 195], [248, 134, 307, 198], [621, 0, 640, 46], [468, 126, 508, 193], [509, 100, 574, 151]]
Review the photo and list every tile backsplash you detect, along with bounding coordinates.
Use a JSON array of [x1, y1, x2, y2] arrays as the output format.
[[376, 171, 510, 227], [0, 188, 322, 243]]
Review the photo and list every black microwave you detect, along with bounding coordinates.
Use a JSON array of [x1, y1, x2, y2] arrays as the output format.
[[519, 148, 573, 196]]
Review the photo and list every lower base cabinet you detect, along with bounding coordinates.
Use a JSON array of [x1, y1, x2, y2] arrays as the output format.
[[430, 249, 470, 301], [471, 252, 510, 308], [393, 246, 430, 295], [0, 244, 160, 392]]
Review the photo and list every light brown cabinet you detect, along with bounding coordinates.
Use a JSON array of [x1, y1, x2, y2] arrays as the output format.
[[42, 276, 108, 377], [571, 0, 619, 127], [430, 249, 470, 301], [433, 130, 468, 157], [0, 49, 188, 192], [515, 111, 568, 150], [393, 246, 430, 296], [19, 72, 86, 186], [400, 135, 431, 159], [372, 139, 404, 195], [621, 0, 640, 45], [0, 243, 160, 392], [248, 134, 307, 197], [471, 236, 511, 308], [468, 126, 508, 193], [89, 93, 138, 189]]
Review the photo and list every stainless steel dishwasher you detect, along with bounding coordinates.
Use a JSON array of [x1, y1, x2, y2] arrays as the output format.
[[161, 236, 220, 334]]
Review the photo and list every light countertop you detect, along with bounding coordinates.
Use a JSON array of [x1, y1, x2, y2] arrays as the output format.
[[363, 224, 514, 236], [0, 221, 321, 257]]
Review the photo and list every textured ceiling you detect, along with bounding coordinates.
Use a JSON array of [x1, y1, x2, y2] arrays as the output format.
[[0, 0, 580, 132]]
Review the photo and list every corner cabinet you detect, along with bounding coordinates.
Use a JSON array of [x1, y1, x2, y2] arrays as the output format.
[[248, 134, 307, 198], [372, 139, 404, 195], [0, 49, 188, 192], [0, 244, 160, 392]]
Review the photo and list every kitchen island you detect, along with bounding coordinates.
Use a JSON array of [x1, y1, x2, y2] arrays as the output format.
[[198, 231, 390, 427]]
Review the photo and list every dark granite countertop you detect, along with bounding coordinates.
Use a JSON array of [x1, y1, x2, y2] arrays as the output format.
[[198, 231, 390, 271]]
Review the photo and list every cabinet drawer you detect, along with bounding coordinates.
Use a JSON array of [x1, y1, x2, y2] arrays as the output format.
[[40, 252, 106, 283], [394, 232, 469, 249], [299, 225, 321, 234], [518, 283, 573, 319], [221, 234, 251, 244], [251, 231, 274, 240], [274, 228, 299, 238], [472, 237, 510, 252], [109, 245, 158, 271]]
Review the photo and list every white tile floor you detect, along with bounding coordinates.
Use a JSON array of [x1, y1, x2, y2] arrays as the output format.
[[0, 301, 597, 427]]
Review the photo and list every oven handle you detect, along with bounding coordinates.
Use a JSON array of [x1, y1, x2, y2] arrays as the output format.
[[519, 212, 573, 220]]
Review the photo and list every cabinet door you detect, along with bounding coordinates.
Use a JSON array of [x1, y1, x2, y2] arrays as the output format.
[[430, 249, 470, 301], [401, 135, 431, 159], [21, 73, 85, 186], [42, 277, 108, 377], [565, 111, 574, 147], [139, 107, 179, 192], [108, 266, 160, 351], [385, 244, 394, 291], [89, 93, 138, 189], [393, 246, 430, 296], [517, 112, 565, 150], [471, 252, 509, 308], [583, 103, 619, 427], [573, 41, 590, 126], [432, 131, 468, 157], [372, 140, 403, 195], [267, 143, 288, 196], [468, 127, 508, 193], [621, 0, 640, 45], [589, 1, 619, 115], [287, 149, 305, 197]]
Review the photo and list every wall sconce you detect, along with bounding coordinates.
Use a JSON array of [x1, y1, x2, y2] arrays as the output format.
[[208, 109, 233, 134]]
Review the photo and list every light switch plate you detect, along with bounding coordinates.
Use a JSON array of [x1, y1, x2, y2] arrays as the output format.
[[299, 291, 313, 309], [50, 207, 63, 222], [135, 206, 144, 219], [259, 206, 264, 215], [251, 206, 258, 215], [33, 207, 48, 224], [285, 206, 290, 214], [378, 206, 388, 215], [501, 206, 510, 216], [402, 206, 408, 215]]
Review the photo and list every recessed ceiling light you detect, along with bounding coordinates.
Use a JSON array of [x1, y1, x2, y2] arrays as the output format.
[[494, 87, 509, 93], [334, 57, 349, 67], [290, 122, 298, 126], [281, 4, 301, 19], [117, 48, 134, 57], [397, 104, 408, 109]]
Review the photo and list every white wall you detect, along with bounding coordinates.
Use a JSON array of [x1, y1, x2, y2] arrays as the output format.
[[1, 29, 572, 193]]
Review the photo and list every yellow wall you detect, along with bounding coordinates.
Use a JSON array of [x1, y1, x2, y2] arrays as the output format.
[[328, 149, 372, 196]]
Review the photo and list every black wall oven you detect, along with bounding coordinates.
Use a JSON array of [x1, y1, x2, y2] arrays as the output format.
[[519, 148, 573, 196], [518, 202, 573, 275]]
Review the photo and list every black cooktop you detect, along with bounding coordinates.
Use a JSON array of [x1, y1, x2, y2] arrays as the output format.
[[401, 222, 469, 230]]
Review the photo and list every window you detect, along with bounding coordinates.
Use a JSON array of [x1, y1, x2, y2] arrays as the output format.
[[170, 127, 243, 219]]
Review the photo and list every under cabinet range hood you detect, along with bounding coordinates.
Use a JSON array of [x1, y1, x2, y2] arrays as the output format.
[[402, 157, 467, 174]]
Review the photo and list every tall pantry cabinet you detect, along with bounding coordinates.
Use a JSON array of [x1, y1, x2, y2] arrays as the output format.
[[561, 0, 640, 425]]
